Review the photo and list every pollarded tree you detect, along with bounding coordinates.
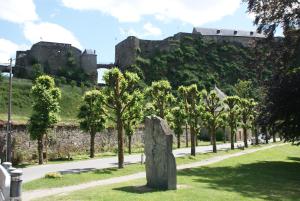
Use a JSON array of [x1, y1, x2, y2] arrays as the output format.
[[78, 90, 106, 158], [103, 68, 141, 168], [167, 104, 187, 148], [239, 98, 257, 148], [28, 75, 61, 164], [185, 84, 203, 156], [201, 90, 224, 153], [122, 91, 144, 154], [223, 96, 241, 150], [178, 86, 190, 147], [147, 80, 175, 119]]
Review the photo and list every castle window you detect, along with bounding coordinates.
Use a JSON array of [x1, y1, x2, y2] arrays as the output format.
[[234, 30, 238, 35], [216, 30, 221, 34], [250, 31, 254, 36]]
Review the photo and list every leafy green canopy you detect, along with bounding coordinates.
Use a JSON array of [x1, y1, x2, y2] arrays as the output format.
[[28, 75, 61, 140], [146, 80, 175, 119], [78, 90, 106, 134]]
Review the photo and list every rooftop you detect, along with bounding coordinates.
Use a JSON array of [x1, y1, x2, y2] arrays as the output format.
[[193, 27, 266, 38]]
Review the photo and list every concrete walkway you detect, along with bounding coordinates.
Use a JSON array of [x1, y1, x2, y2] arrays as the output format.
[[22, 142, 245, 182], [23, 143, 284, 201]]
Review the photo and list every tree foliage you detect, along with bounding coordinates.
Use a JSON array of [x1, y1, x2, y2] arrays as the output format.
[[239, 98, 257, 148], [167, 104, 186, 148], [28, 75, 61, 164], [201, 90, 224, 153], [223, 96, 241, 149], [103, 68, 141, 168], [146, 80, 175, 119], [78, 90, 106, 158]]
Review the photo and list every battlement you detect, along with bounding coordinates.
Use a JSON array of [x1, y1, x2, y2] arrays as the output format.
[[192, 27, 266, 38]]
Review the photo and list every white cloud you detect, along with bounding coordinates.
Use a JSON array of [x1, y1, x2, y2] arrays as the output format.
[[0, 38, 28, 64], [0, 0, 38, 24], [120, 22, 162, 38], [23, 22, 82, 49], [62, 0, 241, 26], [143, 23, 162, 36]]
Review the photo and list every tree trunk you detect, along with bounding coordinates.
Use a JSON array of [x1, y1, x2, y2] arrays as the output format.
[[273, 133, 276, 143], [212, 127, 217, 153], [90, 131, 96, 158], [190, 127, 196, 156], [255, 128, 259, 145], [37, 136, 44, 165], [117, 117, 124, 168], [177, 133, 180, 148], [243, 127, 248, 148], [185, 123, 188, 147], [230, 127, 234, 150], [223, 127, 226, 143], [45, 133, 48, 162], [128, 135, 132, 154], [196, 134, 198, 146]]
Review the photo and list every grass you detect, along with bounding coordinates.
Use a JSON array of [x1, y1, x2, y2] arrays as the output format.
[[23, 144, 266, 191], [35, 143, 300, 201], [0, 78, 83, 123]]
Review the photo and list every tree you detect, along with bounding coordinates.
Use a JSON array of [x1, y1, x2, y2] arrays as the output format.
[[28, 75, 61, 164], [234, 80, 254, 99], [122, 91, 144, 154], [78, 90, 106, 158], [223, 96, 241, 150], [167, 104, 186, 148], [32, 63, 44, 80], [103, 68, 141, 168], [146, 80, 175, 119], [178, 86, 190, 147], [244, 0, 300, 143], [185, 84, 203, 156], [201, 90, 224, 153], [239, 98, 257, 148]]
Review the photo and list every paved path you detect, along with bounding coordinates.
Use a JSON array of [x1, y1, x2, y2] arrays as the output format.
[[22, 142, 246, 182], [23, 144, 284, 201]]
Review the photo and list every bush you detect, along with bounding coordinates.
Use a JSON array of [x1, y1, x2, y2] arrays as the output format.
[[12, 151, 24, 166], [45, 172, 63, 179]]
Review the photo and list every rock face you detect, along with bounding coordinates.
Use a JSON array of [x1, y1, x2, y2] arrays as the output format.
[[144, 116, 177, 190]]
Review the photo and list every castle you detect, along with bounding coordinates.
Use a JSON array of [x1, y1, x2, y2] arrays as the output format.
[[15, 41, 97, 79], [115, 27, 266, 69], [13, 27, 266, 81]]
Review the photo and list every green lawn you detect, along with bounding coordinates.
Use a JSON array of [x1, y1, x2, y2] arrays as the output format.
[[36, 144, 300, 201], [23, 145, 249, 191]]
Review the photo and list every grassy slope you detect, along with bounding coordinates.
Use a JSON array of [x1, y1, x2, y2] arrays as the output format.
[[38, 144, 300, 201], [0, 78, 83, 123]]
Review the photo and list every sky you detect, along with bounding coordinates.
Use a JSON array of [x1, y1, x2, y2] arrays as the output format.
[[0, 0, 269, 65]]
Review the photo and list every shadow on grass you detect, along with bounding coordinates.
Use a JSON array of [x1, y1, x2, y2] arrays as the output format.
[[114, 185, 162, 194], [287, 157, 300, 162], [178, 160, 300, 201]]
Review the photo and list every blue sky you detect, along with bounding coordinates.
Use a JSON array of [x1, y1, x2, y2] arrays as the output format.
[[0, 0, 268, 64]]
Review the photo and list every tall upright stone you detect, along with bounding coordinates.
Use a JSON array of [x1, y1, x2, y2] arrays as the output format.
[[144, 116, 177, 190]]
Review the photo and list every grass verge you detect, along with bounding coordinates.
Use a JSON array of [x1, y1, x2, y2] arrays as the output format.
[[23, 144, 268, 191]]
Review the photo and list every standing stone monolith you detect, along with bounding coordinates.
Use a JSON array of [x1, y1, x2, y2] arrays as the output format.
[[144, 115, 177, 190]]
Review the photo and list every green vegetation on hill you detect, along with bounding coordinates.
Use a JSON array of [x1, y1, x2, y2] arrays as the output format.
[[0, 78, 83, 123], [133, 36, 273, 96]]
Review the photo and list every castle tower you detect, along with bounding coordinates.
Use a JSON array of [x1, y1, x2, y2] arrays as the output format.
[[80, 49, 97, 75]]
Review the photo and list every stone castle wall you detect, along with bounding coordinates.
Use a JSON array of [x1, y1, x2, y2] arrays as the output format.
[[15, 42, 97, 78], [115, 32, 261, 69]]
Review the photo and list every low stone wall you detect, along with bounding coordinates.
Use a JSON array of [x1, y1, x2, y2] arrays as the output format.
[[0, 124, 146, 162]]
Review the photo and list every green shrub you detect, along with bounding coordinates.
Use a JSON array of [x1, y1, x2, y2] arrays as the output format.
[[216, 129, 224, 141], [45, 172, 63, 179]]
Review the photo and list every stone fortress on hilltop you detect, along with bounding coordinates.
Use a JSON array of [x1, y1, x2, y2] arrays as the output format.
[[115, 27, 266, 69], [15, 41, 98, 79], [12, 27, 266, 81]]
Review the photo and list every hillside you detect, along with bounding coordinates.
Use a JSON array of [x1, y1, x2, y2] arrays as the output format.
[[131, 35, 273, 95], [0, 78, 83, 124]]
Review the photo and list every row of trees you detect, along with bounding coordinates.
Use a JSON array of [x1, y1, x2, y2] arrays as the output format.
[[29, 69, 257, 167]]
